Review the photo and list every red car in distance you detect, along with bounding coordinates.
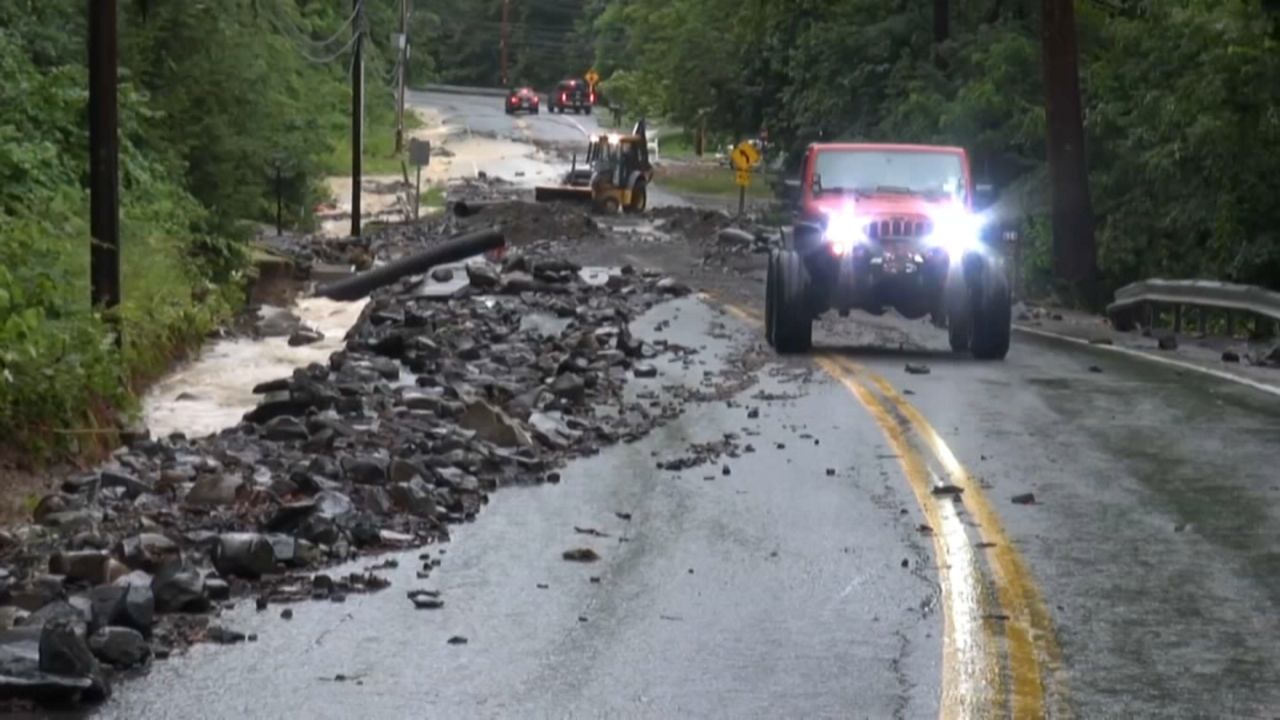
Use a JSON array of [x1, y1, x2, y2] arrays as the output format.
[[505, 86, 540, 115]]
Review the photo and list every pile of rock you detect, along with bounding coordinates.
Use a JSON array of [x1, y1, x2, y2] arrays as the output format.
[[0, 239, 692, 706]]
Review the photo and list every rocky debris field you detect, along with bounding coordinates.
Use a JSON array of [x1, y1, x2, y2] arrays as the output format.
[[0, 212, 703, 710]]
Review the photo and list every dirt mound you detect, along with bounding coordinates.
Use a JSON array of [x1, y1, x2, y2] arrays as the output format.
[[649, 206, 731, 240], [451, 201, 602, 246]]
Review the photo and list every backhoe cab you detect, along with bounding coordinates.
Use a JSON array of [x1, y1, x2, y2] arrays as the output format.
[[534, 120, 653, 214]]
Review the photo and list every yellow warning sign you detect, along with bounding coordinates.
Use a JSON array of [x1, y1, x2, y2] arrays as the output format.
[[585, 69, 600, 88], [731, 141, 761, 171]]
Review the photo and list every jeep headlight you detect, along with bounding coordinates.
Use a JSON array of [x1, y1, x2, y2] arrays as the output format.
[[824, 209, 867, 254], [926, 206, 987, 258]]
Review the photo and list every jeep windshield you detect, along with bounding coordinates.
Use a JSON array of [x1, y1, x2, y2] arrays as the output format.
[[812, 149, 967, 202]]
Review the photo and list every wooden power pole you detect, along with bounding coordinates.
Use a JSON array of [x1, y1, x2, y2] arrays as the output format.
[[89, 0, 121, 332], [352, 0, 364, 238], [1040, 0, 1097, 294], [500, 0, 510, 87], [395, 0, 407, 152]]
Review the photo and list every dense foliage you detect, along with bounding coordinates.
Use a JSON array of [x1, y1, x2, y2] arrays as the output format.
[[0, 0, 403, 459], [571, 0, 1280, 294]]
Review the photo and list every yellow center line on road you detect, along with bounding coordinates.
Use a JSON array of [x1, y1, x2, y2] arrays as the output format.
[[854, 366, 1071, 718], [710, 296, 1066, 718], [815, 355, 1004, 719]]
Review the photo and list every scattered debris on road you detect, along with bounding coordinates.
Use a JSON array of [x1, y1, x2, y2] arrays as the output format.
[[1011, 493, 1037, 505], [905, 363, 932, 375], [562, 548, 601, 562]]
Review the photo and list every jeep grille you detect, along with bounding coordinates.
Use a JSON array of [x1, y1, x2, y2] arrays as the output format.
[[867, 217, 931, 240]]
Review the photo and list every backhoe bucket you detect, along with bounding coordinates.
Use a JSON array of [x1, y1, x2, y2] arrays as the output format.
[[534, 185, 593, 203]]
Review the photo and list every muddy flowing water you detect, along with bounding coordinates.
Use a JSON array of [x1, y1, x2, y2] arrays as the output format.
[[140, 106, 575, 441], [140, 297, 368, 439]]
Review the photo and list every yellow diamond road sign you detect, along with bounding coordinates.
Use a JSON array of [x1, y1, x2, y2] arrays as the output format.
[[731, 141, 761, 171], [585, 69, 600, 87], [735, 169, 751, 187]]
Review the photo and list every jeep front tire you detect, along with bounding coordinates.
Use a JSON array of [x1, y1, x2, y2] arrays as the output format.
[[769, 249, 813, 353]]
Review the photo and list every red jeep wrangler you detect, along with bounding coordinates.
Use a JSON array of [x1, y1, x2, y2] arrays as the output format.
[[765, 143, 1011, 359]]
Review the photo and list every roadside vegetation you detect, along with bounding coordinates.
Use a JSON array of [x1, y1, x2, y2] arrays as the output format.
[[656, 164, 773, 201], [0, 1, 406, 462], [424, 1, 1280, 299]]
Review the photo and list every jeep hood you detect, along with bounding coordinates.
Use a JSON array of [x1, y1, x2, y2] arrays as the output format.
[[807, 193, 964, 218]]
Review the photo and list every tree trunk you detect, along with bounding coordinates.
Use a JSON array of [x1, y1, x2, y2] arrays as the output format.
[[934, 0, 950, 44], [1039, 0, 1097, 295]]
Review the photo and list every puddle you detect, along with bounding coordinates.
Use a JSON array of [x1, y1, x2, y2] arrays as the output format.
[[141, 296, 368, 439]]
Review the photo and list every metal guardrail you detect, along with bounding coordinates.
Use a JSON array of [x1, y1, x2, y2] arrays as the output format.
[[1106, 278, 1280, 332]]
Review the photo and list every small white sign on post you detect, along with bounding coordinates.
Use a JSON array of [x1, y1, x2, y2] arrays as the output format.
[[391, 32, 406, 51]]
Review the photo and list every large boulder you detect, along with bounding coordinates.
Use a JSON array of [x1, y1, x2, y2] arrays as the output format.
[[88, 626, 149, 669], [184, 474, 243, 507], [118, 533, 181, 572], [38, 617, 110, 701], [459, 401, 532, 447], [89, 584, 154, 636], [151, 562, 208, 613], [211, 533, 277, 579]]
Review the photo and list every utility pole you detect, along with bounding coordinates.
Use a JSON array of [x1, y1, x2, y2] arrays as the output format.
[[89, 0, 121, 339], [500, 0, 510, 87], [352, 0, 364, 238], [395, 0, 407, 152]]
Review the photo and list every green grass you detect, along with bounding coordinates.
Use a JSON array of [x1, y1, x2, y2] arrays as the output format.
[[420, 184, 446, 210], [656, 164, 774, 200], [323, 106, 424, 177]]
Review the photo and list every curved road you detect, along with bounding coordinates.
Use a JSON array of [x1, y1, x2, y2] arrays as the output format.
[[96, 93, 1280, 719]]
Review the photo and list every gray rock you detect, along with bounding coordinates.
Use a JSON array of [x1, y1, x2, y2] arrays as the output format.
[[48, 551, 112, 586], [206, 625, 246, 645], [32, 493, 80, 524], [100, 470, 153, 499], [118, 533, 181, 572], [184, 474, 243, 507], [287, 326, 325, 347], [88, 627, 149, 669], [39, 510, 100, 534], [389, 457, 428, 483], [389, 478, 438, 518], [528, 412, 579, 450], [655, 277, 691, 296], [262, 415, 310, 442], [265, 534, 299, 566], [8, 575, 68, 613], [22, 601, 88, 635], [89, 585, 154, 636], [430, 267, 455, 282], [1157, 333, 1178, 351], [466, 263, 501, 289], [548, 373, 586, 403], [151, 562, 207, 613], [343, 457, 388, 485], [632, 363, 658, 379], [203, 577, 231, 601], [39, 618, 109, 701], [212, 533, 277, 579], [459, 401, 532, 447]]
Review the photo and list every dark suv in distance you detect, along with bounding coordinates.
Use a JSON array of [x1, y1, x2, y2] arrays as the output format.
[[548, 78, 594, 115], [505, 86, 540, 115]]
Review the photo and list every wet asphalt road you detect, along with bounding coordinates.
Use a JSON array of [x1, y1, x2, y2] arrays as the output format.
[[92, 93, 1280, 719]]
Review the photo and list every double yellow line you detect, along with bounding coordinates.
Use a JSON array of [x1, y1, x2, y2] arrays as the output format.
[[720, 301, 1069, 719]]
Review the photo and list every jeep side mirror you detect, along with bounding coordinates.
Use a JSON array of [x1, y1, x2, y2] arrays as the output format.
[[812, 173, 823, 193], [974, 183, 995, 210]]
